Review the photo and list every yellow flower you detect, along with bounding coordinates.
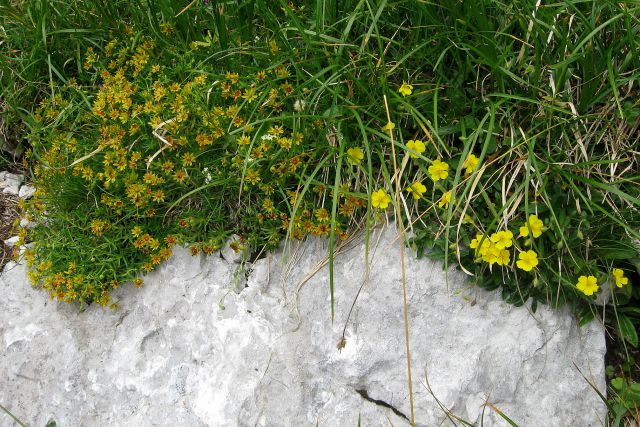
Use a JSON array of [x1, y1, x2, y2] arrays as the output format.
[[398, 82, 413, 97], [237, 134, 251, 146], [131, 226, 143, 238], [406, 181, 427, 200], [181, 152, 196, 166], [490, 230, 514, 250], [463, 154, 479, 175], [371, 189, 391, 209], [382, 122, 395, 133], [243, 86, 258, 103], [152, 190, 165, 203], [478, 242, 511, 266], [315, 208, 330, 222], [516, 250, 539, 272], [347, 147, 364, 165], [245, 169, 261, 185], [428, 159, 449, 181], [470, 234, 489, 251], [406, 140, 426, 159], [519, 214, 544, 238], [90, 219, 109, 237], [438, 190, 452, 209], [496, 249, 511, 266], [576, 275, 599, 296], [612, 268, 629, 288], [482, 243, 501, 265], [225, 72, 240, 84], [160, 22, 174, 35]]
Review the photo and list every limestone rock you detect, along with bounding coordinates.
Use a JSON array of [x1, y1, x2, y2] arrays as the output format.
[[0, 172, 24, 196], [3, 235, 19, 248], [18, 184, 35, 199], [220, 234, 247, 264], [0, 226, 606, 426], [19, 217, 35, 229]]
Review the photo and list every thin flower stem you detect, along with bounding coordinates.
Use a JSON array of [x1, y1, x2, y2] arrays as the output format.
[[383, 94, 415, 426]]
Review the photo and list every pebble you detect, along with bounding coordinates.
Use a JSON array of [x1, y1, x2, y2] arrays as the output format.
[[0, 172, 25, 196], [3, 236, 19, 248], [18, 184, 35, 199]]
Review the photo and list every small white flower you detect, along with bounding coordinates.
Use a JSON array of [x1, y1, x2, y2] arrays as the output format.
[[294, 100, 306, 112], [203, 167, 212, 184]]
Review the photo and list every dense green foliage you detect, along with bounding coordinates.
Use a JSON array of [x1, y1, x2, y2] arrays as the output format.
[[1, 0, 639, 422]]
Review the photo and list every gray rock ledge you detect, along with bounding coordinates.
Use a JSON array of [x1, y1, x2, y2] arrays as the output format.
[[0, 226, 606, 426]]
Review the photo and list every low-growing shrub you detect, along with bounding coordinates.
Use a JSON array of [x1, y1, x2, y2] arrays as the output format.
[[21, 36, 369, 305]]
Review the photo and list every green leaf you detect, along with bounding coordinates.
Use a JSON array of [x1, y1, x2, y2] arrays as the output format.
[[620, 307, 640, 317], [618, 314, 639, 347], [578, 309, 595, 327], [611, 377, 624, 391]]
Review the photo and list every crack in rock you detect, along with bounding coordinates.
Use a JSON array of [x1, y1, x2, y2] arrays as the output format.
[[355, 388, 410, 422]]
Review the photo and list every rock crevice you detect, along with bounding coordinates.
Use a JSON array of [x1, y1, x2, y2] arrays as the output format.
[[354, 388, 411, 422]]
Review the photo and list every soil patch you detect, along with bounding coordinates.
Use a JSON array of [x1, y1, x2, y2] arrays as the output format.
[[0, 190, 20, 271]]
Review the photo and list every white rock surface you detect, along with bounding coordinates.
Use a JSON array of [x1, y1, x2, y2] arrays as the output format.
[[3, 235, 19, 248], [219, 234, 247, 264], [18, 217, 35, 229], [18, 184, 35, 200], [0, 172, 24, 195], [0, 226, 607, 426]]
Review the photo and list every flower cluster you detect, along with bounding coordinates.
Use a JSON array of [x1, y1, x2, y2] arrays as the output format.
[[25, 36, 348, 305], [468, 215, 543, 272]]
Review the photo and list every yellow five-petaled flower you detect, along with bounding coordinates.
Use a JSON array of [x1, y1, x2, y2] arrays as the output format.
[[576, 275, 599, 296], [371, 189, 391, 209], [519, 214, 544, 238], [463, 154, 479, 175], [516, 250, 539, 271], [406, 181, 427, 200], [438, 190, 452, 209], [470, 233, 511, 266], [346, 147, 364, 165], [491, 230, 514, 250], [428, 159, 449, 181], [406, 140, 426, 159], [398, 82, 413, 97], [382, 122, 395, 133], [612, 268, 629, 288]]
